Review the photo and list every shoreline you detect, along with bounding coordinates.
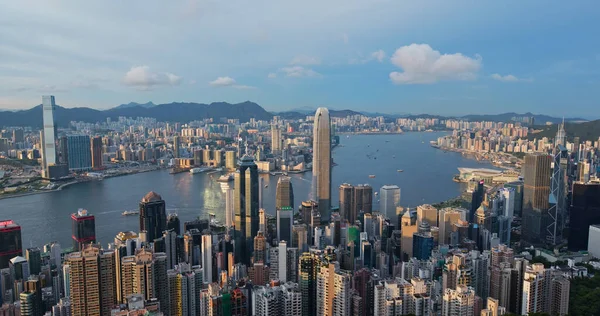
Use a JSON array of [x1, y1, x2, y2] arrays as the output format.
[[0, 166, 164, 200], [431, 145, 521, 171]]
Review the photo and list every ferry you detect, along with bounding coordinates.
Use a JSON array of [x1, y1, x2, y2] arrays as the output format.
[[397, 169, 404, 173], [217, 173, 234, 182], [190, 167, 210, 174], [122, 210, 139, 216], [369, 175, 376, 178], [374, 192, 379, 196]]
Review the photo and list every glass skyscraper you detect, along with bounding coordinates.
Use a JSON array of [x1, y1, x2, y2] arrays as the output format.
[[66, 135, 92, 171], [234, 155, 259, 265], [312, 107, 331, 221]]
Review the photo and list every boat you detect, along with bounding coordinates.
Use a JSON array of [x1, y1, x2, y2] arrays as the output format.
[[397, 170, 404, 173], [122, 210, 139, 216], [264, 184, 269, 188], [374, 192, 379, 196], [190, 167, 209, 174], [369, 175, 376, 178], [217, 173, 234, 182]]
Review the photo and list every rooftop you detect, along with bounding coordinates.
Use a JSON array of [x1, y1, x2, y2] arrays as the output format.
[[142, 191, 162, 203]]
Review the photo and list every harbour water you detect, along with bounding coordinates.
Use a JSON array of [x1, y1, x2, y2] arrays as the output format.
[[0, 132, 495, 247]]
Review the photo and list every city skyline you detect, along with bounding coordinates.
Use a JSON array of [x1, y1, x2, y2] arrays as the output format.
[[1, 1, 599, 117]]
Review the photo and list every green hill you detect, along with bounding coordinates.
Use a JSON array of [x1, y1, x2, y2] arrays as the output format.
[[528, 120, 600, 142]]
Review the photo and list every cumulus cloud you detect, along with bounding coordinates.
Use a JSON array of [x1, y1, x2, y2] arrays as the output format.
[[371, 50, 386, 62], [209, 76, 236, 86], [490, 73, 532, 82], [290, 55, 321, 66], [389, 44, 482, 84], [267, 73, 277, 79], [209, 76, 255, 89], [123, 66, 182, 90], [279, 66, 320, 78]]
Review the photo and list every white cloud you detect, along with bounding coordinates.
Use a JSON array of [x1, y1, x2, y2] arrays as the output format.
[[209, 76, 255, 89], [267, 73, 277, 79], [209, 76, 236, 86], [279, 66, 320, 78], [290, 55, 321, 66], [123, 66, 182, 90], [371, 50, 386, 62], [389, 44, 482, 84], [490, 73, 532, 82]]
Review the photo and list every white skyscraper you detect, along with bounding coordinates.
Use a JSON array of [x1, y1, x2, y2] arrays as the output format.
[[278, 241, 288, 283], [41, 95, 58, 177], [312, 108, 332, 219], [380, 185, 401, 220], [201, 234, 212, 284]]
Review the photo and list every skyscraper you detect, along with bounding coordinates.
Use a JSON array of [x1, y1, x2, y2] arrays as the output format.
[[271, 124, 282, 154], [139, 191, 167, 242], [71, 209, 96, 250], [167, 213, 181, 235], [234, 155, 259, 265], [25, 247, 41, 275], [299, 252, 320, 316], [548, 145, 569, 246], [353, 184, 373, 218], [568, 181, 600, 251], [276, 176, 295, 209], [442, 285, 476, 316], [522, 153, 552, 245], [202, 234, 213, 284], [380, 185, 401, 221], [66, 135, 92, 171], [554, 118, 566, 148], [0, 220, 22, 269], [316, 262, 352, 316], [339, 183, 353, 222], [312, 107, 332, 220], [91, 136, 103, 170], [41, 95, 58, 178], [277, 206, 294, 245], [416, 204, 438, 227], [173, 136, 181, 158]]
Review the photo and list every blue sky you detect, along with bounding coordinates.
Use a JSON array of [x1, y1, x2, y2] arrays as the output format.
[[0, 1, 598, 117]]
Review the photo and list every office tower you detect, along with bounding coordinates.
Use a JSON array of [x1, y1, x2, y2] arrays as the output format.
[[504, 181, 524, 217], [554, 119, 566, 148], [152, 252, 169, 313], [442, 285, 476, 316], [173, 136, 180, 158], [91, 136, 103, 169], [547, 145, 569, 246], [522, 153, 552, 245], [41, 96, 58, 177], [0, 220, 22, 269], [413, 223, 434, 260], [66, 135, 92, 171], [12, 129, 23, 144], [234, 155, 259, 265], [317, 262, 352, 316], [353, 184, 373, 217], [71, 209, 96, 250], [167, 264, 199, 316], [400, 210, 417, 260], [271, 124, 282, 154], [139, 191, 167, 242], [226, 189, 235, 228], [380, 185, 401, 221], [66, 245, 116, 316], [132, 249, 155, 301], [568, 181, 600, 251], [277, 207, 294, 245], [167, 213, 181, 235], [299, 253, 321, 316], [468, 179, 485, 223], [10, 255, 29, 282], [438, 208, 465, 246], [225, 150, 237, 170], [253, 232, 267, 264], [339, 184, 353, 222], [25, 248, 41, 276], [21, 279, 43, 316], [276, 176, 295, 209], [417, 204, 438, 227], [59, 135, 69, 165], [202, 234, 213, 284], [312, 107, 332, 219]]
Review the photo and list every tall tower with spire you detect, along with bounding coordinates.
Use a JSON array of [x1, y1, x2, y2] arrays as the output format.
[[312, 107, 332, 222], [554, 118, 566, 148]]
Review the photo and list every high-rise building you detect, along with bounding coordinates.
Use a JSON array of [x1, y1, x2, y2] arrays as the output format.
[[0, 220, 22, 269], [277, 206, 294, 245], [234, 155, 259, 265], [276, 176, 295, 209], [41, 95, 58, 178], [173, 136, 181, 158], [91, 136, 103, 170], [568, 181, 600, 251], [313, 107, 332, 220], [271, 124, 283, 154], [338, 184, 373, 224], [139, 191, 167, 242], [417, 204, 438, 227], [554, 119, 566, 148], [339, 183, 353, 222], [25, 247, 41, 275], [225, 150, 237, 170], [413, 224, 434, 260], [65, 245, 116, 316], [71, 209, 96, 250], [522, 153, 552, 245], [316, 262, 352, 316], [442, 285, 476, 316], [438, 208, 466, 246], [547, 145, 569, 246], [521, 263, 569, 316], [66, 135, 92, 171], [299, 253, 321, 316], [401, 210, 417, 260], [202, 234, 213, 284], [167, 213, 181, 235], [380, 185, 401, 222], [504, 181, 524, 217]]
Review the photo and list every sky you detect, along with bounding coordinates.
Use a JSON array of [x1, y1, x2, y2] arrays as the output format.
[[1, 1, 599, 117]]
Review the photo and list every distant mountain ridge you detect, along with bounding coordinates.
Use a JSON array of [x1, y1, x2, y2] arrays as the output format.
[[528, 119, 600, 141], [115, 101, 156, 109]]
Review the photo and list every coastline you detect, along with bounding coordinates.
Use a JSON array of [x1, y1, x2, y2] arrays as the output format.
[[431, 144, 522, 171], [0, 166, 164, 200]]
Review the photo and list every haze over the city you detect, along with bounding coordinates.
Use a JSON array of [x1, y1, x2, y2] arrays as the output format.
[[1, 1, 599, 116]]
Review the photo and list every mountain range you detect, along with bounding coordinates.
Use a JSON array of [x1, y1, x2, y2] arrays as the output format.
[[0, 101, 588, 127]]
